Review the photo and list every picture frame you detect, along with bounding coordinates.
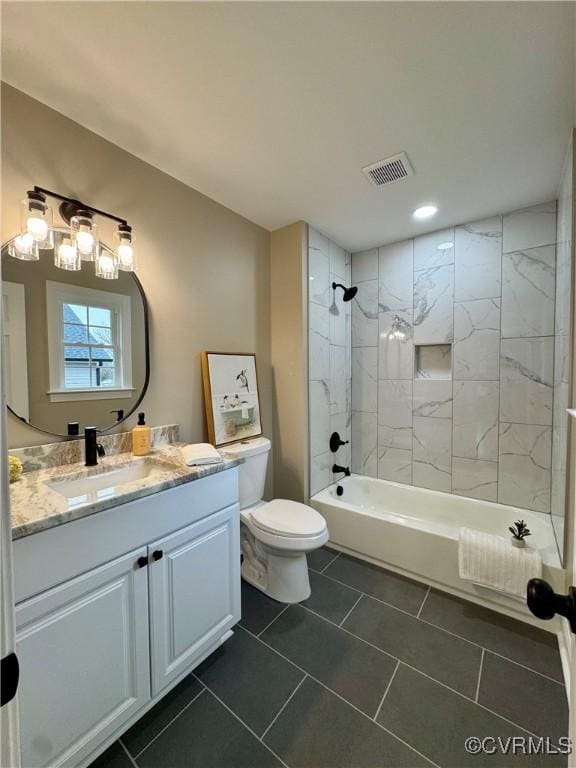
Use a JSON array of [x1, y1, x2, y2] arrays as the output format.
[[201, 351, 263, 447]]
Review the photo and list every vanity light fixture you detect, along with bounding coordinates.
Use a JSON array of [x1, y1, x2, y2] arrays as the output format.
[[412, 204, 438, 220], [20, 190, 53, 249], [54, 236, 81, 271], [8, 233, 39, 261], [70, 209, 98, 261], [95, 248, 119, 280], [10, 186, 137, 279], [113, 224, 136, 272]]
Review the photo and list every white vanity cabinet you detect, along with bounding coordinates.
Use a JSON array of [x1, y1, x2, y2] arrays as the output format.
[[15, 548, 151, 768], [148, 506, 239, 695], [13, 468, 241, 768]]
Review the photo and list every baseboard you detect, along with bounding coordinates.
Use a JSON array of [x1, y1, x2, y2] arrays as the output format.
[[558, 616, 572, 703]]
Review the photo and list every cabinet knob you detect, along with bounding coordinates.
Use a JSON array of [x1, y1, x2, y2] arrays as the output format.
[[152, 550, 163, 562], [137, 556, 148, 569]]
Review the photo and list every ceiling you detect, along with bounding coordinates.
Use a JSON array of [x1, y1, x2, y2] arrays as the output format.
[[2, 2, 575, 251]]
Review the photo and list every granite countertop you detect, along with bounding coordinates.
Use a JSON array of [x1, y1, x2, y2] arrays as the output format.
[[10, 444, 240, 540]]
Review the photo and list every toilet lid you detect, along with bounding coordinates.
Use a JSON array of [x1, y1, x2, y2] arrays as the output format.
[[250, 499, 327, 538]]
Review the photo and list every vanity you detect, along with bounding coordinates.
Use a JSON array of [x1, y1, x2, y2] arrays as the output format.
[[11, 444, 241, 768], [3, 220, 243, 767]]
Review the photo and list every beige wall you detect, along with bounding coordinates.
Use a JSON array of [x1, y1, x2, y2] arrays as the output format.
[[270, 222, 308, 501], [1, 84, 273, 494]]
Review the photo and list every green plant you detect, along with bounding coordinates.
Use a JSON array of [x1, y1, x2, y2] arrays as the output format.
[[508, 519, 531, 541]]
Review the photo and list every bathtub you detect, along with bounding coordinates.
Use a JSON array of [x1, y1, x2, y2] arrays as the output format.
[[310, 475, 565, 624]]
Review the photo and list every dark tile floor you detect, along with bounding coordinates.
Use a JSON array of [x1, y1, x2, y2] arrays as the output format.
[[92, 548, 569, 768]]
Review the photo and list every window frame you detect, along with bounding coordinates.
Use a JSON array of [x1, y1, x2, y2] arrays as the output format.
[[46, 281, 134, 402]]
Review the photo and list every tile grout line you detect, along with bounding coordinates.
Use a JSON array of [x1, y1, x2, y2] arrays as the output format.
[[309, 569, 564, 685], [192, 675, 290, 768], [474, 649, 485, 703], [339, 592, 364, 626], [373, 660, 400, 722], [261, 674, 308, 741], [257, 604, 290, 637], [241, 622, 545, 743], [416, 586, 431, 618], [239, 624, 440, 768], [278, 606, 550, 739], [320, 551, 340, 572], [118, 739, 139, 768], [132, 687, 207, 760]]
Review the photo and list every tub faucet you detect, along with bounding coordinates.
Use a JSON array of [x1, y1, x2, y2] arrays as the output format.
[[332, 464, 350, 477], [85, 427, 106, 467]]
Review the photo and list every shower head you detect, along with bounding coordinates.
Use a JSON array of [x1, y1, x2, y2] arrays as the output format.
[[332, 282, 358, 302]]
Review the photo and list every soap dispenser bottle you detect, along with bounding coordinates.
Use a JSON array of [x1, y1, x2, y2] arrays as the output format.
[[132, 412, 151, 456]]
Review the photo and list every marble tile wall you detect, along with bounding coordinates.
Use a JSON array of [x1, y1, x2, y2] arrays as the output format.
[[351, 200, 564, 515], [308, 227, 352, 495]]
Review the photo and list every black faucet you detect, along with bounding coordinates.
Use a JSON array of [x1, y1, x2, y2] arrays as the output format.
[[332, 464, 351, 477], [85, 427, 106, 467]]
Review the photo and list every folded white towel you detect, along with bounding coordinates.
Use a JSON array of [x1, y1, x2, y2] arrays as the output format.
[[181, 443, 223, 466], [458, 527, 542, 600]]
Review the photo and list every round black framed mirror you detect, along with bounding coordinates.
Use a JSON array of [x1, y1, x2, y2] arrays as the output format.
[[2, 228, 150, 437]]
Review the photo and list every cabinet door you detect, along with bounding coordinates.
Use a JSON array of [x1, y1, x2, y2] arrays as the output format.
[[149, 504, 240, 695], [16, 548, 150, 768]]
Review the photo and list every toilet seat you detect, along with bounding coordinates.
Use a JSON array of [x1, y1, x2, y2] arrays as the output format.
[[250, 499, 327, 538]]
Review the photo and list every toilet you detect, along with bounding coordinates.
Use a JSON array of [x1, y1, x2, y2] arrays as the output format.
[[221, 437, 328, 603]]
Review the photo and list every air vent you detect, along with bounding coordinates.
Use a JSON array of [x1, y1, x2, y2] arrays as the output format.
[[362, 152, 414, 187]]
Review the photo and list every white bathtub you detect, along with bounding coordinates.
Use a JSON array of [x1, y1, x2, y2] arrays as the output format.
[[311, 475, 565, 624]]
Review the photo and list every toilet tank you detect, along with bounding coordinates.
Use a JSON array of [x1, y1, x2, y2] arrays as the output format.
[[220, 437, 271, 509]]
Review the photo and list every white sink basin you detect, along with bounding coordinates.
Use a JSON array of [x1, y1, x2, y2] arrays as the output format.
[[46, 460, 169, 508]]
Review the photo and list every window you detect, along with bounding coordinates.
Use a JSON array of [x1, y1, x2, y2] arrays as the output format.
[[46, 282, 133, 402]]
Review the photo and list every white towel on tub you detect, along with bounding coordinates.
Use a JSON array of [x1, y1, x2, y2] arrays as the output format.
[[458, 527, 542, 599]]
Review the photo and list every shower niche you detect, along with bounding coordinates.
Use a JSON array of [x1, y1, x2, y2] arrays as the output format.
[[415, 344, 452, 380]]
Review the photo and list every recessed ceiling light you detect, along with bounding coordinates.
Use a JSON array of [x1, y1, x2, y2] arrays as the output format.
[[437, 241, 454, 251], [413, 205, 438, 220]]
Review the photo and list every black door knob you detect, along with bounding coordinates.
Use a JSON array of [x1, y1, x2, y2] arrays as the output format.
[[137, 556, 148, 568], [527, 578, 576, 633], [152, 549, 164, 562]]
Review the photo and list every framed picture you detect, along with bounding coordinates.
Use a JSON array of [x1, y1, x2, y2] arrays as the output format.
[[201, 352, 263, 447]]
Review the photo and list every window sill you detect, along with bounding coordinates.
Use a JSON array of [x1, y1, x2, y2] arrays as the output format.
[[47, 388, 135, 403]]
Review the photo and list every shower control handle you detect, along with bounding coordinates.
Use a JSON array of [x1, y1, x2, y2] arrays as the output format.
[[330, 431, 349, 453], [527, 578, 576, 633]]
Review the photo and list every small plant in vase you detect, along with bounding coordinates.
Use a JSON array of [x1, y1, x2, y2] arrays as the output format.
[[509, 520, 531, 548]]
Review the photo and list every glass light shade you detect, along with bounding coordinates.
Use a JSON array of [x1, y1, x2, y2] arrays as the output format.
[[20, 192, 53, 248], [70, 211, 98, 261], [113, 225, 136, 271], [95, 248, 119, 280], [55, 237, 81, 271], [9, 232, 39, 261]]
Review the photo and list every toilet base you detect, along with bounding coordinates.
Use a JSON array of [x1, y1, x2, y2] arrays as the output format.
[[240, 525, 312, 603]]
